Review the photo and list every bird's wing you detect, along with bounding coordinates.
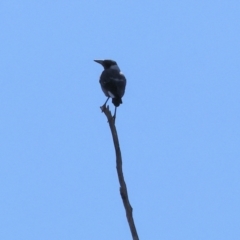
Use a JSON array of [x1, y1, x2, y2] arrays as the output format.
[[100, 70, 126, 98], [110, 73, 126, 98]]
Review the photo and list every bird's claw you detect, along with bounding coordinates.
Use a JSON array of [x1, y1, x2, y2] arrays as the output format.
[[112, 115, 116, 124], [100, 104, 107, 112]]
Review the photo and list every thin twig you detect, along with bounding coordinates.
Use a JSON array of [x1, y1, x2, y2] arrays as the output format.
[[101, 105, 139, 240]]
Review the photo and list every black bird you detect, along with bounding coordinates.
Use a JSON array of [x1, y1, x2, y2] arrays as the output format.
[[94, 59, 127, 120]]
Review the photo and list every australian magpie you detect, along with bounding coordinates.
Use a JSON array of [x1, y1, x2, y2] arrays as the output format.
[[94, 59, 127, 120]]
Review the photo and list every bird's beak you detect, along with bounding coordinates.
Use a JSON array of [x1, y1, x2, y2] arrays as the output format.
[[94, 60, 103, 65]]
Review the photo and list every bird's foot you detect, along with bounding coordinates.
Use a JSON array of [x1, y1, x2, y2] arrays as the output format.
[[112, 115, 116, 124], [100, 104, 107, 112]]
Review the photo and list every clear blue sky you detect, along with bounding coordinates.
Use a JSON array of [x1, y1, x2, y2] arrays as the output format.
[[0, 1, 239, 239]]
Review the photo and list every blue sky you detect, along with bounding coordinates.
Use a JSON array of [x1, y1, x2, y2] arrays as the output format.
[[0, 1, 239, 239]]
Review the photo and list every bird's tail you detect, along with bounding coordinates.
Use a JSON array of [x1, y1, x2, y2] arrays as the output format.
[[112, 97, 122, 107]]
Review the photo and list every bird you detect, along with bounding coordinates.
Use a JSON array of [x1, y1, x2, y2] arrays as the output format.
[[94, 59, 127, 120]]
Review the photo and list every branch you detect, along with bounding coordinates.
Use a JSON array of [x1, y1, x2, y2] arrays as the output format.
[[101, 105, 139, 240]]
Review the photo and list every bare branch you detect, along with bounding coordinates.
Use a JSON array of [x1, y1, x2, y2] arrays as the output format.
[[101, 105, 139, 240]]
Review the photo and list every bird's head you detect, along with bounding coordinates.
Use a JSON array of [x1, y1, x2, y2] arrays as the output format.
[[94, 59, 119, 70]]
